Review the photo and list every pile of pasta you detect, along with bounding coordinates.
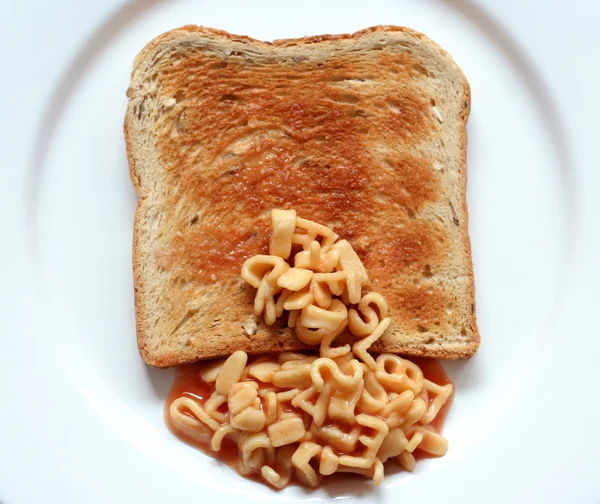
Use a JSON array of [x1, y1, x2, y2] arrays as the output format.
[[169, 210, 453, 489]]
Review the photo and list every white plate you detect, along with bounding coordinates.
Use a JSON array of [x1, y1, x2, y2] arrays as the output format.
[[2, 0, 600, 502]]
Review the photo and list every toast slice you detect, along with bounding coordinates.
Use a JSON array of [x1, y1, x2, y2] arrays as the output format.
[[125, 25, 479, 366]]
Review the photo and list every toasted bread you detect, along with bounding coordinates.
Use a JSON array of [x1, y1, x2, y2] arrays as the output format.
[[124, 25, 479, 366]]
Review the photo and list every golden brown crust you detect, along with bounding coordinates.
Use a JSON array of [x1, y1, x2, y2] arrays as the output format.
[[459, 80, 479, 353], [125, 25, 479, 366]]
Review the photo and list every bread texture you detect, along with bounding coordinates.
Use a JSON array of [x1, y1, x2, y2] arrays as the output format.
[[125, 25, 479, 366]]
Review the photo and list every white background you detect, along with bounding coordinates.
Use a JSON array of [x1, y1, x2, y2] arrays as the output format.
[[1, 1, 599, 502]]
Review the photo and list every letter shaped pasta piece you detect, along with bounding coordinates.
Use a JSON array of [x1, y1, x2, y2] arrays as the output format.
[[397, 450, 416, 472], [256, 271, 287, 325], [204, 391, 229, 423], [335, 457, 384, 486], [277, 267, 313, 291], [230, 406, 266, 433], [295, 217, 338, 252], [338, 414, 389, 469], [344, 270, 362, 304], [238, 432, 275, 474], [320, 248, 340, 273], [241, 255, 287, 289], [319, 446, 340, 476], [397, 397, 427, 430], [310, 275, 333, 308], [291, 442, 322, 488], [274, 289, 292, 319], [256, 283, 277, 325], [319, 319, 350, 359], [332, 350, 355, 372], [348, 292, 389, 338], [260, 466, 283, 489], [377, 428, 409, 462], [296, 299, 348, 346], [276, 407, 304, 424], [312, 271, 346, 296], [257, 384, 279, 399], [228, 381, 259, 415], [374, 353, 424, 395], [267, 417, 306, 447], [419, 380, 453, 425], [276, 387, 303, 403], [291, 232, 313, 251], [263, 391, 278, 425], [248, 361, 280, 383], [215, 351, 248, 396], [405, 429, 424, 453], [283, 286, 313, 311], [295, 324, 334, 347], [272, 363, 313, 389], [328, 379, 364, 425], [210, 425, 241, 451], [243, 255, 289, 325], [198, 358, 226, 384], [313, 270, 360, 304], [294, 240, 322, 270], [379, 390, 414, 418], [260, 444, 296, 489], [287, 309, 300, 328], [310, 423, 361, 454], [372, 458, 385, 487], [415, 428, 449, 457], [352, 317, 392, 371], [310, 357, 363, 392], [332, 239, 368, 285], [300, 301, 347, 331], [270, 209, 296, 259], [291, 385, 329, 426], [293, 244, 339, 274], [169, 397, 219, 442], [357, 365, 389, 414]]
